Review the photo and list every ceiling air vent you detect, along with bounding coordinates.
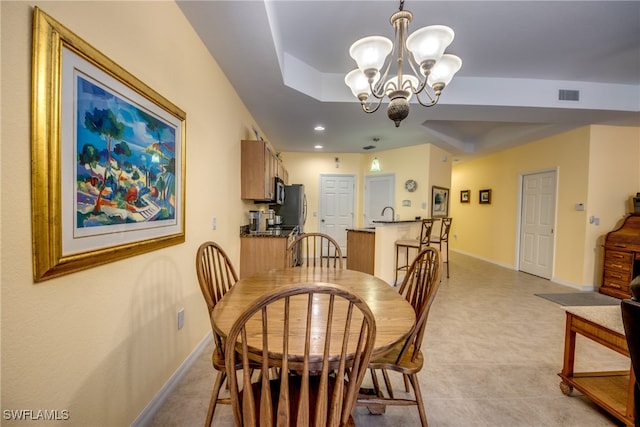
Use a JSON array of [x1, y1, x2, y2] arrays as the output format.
[[559, 89, 580, 101], [362, 145, 376, 150]]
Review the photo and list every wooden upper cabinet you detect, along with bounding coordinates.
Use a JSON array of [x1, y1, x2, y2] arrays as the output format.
[[241, 140, 288, 200], [241, 140, 271, 200], [277, 157, 289, 184]]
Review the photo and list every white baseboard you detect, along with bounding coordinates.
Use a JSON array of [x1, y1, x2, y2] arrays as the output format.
[[131, 332, 213, 427], [450, 249, 597, 291], [550, 277, 597, 292], [450, 248, 514, 270]]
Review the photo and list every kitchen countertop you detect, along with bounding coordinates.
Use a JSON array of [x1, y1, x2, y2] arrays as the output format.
[[240, 225, 298, 238], [372, 219, 422, 224], [346, 228, 375, 233]]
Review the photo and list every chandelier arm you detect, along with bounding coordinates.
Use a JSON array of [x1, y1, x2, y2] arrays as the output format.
[[413, 90, 439, 107], [361, 95, 385, 114], [406, 56, 428, 94], [368, 60, 394, 100], [374, 49, 396, 98]]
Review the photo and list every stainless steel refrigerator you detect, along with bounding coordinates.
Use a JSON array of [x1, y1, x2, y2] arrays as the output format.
[[275, 184, 306, 233]]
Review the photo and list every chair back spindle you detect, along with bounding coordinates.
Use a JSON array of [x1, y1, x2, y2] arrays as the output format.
[[225, 283, 376, 426], [287, 233, 344, 269]]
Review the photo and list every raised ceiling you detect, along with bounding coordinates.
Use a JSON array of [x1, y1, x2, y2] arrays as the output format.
[[177, 0, 640, 161]]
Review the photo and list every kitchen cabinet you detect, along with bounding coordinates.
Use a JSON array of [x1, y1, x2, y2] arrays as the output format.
[[346, 229, 375, 275], [240, 233, 296, 278], [241, 140, 288, 200], [241, 140, 275, 201], [277, 157, 288, 184], [600, 214, 640, 299]]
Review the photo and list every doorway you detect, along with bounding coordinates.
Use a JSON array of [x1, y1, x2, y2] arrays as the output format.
[[364, 174, 395, 226], [319, 174, 355, 256], [519, 169, 557, 279]]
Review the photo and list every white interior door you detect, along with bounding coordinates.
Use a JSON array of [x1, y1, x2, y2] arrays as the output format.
[[319, 174, 355, 256], [519, 170, 557, 279], [364, 174, 395, 226]]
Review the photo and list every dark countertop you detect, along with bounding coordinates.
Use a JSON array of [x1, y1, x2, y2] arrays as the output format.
[[346, 228, 375, 233], [240, 225, 298, 238], [371, 219, 422, 224]]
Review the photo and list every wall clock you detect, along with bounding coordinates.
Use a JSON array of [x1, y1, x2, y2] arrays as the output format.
[[405, 179, 417, 192]]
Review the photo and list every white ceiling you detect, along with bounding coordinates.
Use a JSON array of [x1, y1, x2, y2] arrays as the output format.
[[177, 0, 640, 161]]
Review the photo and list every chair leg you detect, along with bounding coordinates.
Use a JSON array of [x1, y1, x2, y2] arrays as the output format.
[[205, 370, 226, 427], [408, 373, 428, 427], [403, 373, 410, 392], [445, 241, 450, 278], [381, 369, 394, 399], [370, 368, 381, 396], [394, 246, 399, 286]]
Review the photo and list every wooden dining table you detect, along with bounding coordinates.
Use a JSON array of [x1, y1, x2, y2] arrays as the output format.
[[211, 267, 416, 362]]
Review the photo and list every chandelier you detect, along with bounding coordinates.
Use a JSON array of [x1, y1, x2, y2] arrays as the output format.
[[344, 0, 462, 127]]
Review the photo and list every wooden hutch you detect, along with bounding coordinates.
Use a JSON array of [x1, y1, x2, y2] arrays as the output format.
[[600, 213, 640, 299]]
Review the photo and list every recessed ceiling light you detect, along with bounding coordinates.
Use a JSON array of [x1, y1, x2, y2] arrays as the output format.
[[314, 125, 325, 131], [314, 144, 323, 149]]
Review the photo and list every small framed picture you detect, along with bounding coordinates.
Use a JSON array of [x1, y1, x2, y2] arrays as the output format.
[[460, 190, 470, 203], [479, 189, 492, 204], [431, 186, 449, 218]]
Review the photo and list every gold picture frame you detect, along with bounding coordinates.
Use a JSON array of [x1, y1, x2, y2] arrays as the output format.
[[31, 8, 186, 282]]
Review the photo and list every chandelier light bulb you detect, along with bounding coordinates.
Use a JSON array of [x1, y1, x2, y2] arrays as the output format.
[[349, 36, 393, 76], [427, 54, 462, 90], [405, 25, 455, 71], [345, 69, 375, 99]]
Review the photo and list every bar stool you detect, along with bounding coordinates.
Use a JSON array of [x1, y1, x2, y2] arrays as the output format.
[[430, 217, 452, 278], [394, 219, 435, 285]]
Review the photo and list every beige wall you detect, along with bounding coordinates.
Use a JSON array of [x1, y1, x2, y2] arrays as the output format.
[[1, 2, 263, 425], [451, 125, 640, 288], [585, 125, 640, 284], [281, 152, 362, 232]]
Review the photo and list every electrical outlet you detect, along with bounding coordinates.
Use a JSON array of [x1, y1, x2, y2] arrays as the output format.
[[177, 308, 185, 330], [212, 217, 217, 230]]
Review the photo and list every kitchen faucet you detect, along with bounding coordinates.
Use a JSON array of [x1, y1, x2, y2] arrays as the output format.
[[381, 206, 395, 221]]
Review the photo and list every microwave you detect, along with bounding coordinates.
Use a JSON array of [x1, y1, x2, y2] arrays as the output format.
[[274, 178, 285, 205]]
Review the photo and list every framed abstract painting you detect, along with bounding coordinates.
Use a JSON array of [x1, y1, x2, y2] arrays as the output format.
[[31, 8, 186, 281]]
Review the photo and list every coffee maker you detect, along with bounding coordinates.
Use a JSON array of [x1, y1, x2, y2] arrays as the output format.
[[265, 209, 276, 229], [248, 210, 262, 233]]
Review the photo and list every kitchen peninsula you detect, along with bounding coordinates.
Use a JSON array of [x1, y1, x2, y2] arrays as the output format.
[[347, 220, 421, 285]]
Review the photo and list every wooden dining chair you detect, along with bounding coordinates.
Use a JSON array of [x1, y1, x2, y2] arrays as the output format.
[[430, 217, 452, 278], [225, 282, 376, 427], [358, 246, 442, 427], [287, 232, 344, 269], [394, 218, 436, 285], [196, 241, 242, 426]]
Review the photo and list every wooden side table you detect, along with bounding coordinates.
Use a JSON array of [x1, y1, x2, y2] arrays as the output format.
[[558, 306, 636, 427]]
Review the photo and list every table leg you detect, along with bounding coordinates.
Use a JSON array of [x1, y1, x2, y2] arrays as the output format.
[[560, 313, 576, 395]]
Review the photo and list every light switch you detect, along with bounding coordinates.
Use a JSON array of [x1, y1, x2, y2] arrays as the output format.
[[177, 308, 185, 330]]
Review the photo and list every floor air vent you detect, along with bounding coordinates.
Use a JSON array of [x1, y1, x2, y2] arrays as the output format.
[[559, 89, 580, 101]]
